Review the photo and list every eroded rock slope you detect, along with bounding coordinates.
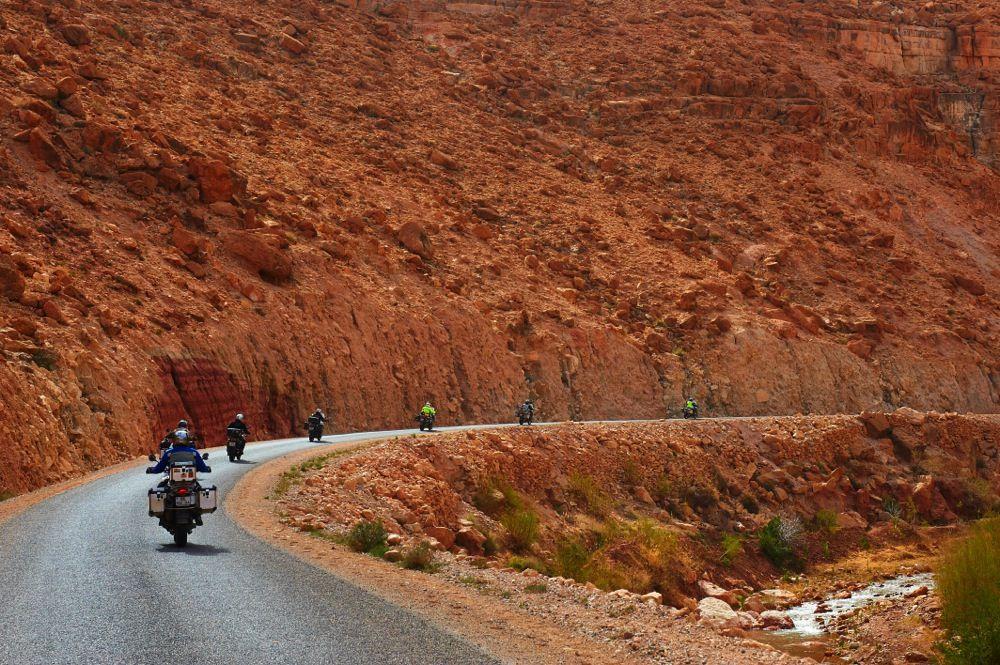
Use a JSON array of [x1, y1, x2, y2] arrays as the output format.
[[1, 0, 998, 493]]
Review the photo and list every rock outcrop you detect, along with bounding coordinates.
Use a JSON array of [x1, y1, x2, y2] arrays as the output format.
[[0, 0, 997, 495]]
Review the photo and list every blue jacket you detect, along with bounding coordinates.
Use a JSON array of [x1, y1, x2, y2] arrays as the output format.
[[146, 445, 210, 474]]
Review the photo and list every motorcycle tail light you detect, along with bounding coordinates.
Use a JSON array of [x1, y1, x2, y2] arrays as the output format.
[[177, 487, 189, 496]]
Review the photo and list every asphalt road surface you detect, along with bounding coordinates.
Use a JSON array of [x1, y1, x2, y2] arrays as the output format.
[[0, 427, 504, 665]]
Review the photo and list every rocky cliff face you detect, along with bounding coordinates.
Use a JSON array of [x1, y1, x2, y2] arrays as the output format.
[[0, 0, 997, 495]]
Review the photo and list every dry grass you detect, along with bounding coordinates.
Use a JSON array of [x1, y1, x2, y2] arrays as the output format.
[[936, 517, 1000, 664]]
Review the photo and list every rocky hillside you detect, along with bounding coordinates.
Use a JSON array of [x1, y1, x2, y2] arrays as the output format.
[[1, 0, 998, 493]]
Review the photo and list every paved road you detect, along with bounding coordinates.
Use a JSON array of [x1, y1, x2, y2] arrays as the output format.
[[0, 427, 504, 665]]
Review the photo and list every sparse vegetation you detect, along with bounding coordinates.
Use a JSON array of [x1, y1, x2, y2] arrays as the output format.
[[720, 533, 743, 566], [347, 519, 387, 555], [759, 516, 804, 571], [0, 489, 14, 502], [883, 496, 902, 520], [473, 477, 540, 552], [507, 555, 548, 574], [524, 583, 548, 593], [549, 519, 682, 599], [402, 541, 437, 571], [568, 472, 611, 516], [273, 465, 303, 497], [458, 574, 488, 588], [500, 506, 541, 552], [936, 517, 1000, 664], [812, 509, 839, 534]]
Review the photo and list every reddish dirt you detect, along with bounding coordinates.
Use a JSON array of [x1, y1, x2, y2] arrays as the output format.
[[0, 0, 998, 495]]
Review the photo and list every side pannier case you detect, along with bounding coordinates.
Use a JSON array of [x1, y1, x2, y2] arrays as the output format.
[[198, 486, 219, 513], [148, 488, 166, 516]]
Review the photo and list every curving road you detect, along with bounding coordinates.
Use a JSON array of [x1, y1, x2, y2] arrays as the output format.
[[0, 428, 505, 665]]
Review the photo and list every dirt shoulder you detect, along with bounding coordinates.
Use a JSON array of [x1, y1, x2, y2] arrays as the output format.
[[226, 439, 642, 665]]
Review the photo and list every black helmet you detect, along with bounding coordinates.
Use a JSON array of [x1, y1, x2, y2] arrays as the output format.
[[177, 419, 189, 428]]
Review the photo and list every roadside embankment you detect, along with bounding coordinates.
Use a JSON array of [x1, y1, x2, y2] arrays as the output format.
[[266, 412, 998, 662]]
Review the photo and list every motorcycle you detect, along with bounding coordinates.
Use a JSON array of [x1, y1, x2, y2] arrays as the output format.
[[683, 404, 699, 419], [517, 405, 534, 426], [146, 452, 215, 547], [416, 412, 435, 432], [306, 416, 324, 442], [226, 427, 247, 462]]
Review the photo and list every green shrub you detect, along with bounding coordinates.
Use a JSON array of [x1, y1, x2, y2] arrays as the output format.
[[552, 537, 591, 580], [501, 507, 540, 552], [347, 520, 387, 554], [473, 477, 524, 516], [759, 516, 803, 571], [507, 555, 548, 574], [402, 541, 436, 571], [813, 509, 839, 534], [936, 518, 1000, 664], [524, 583, 548, 593], [720, 533, 743, 566], [584, 519, 679, 594], [883, 496, 902, 519], [0, 489, 14, 502], [568, 472, 611, 516]]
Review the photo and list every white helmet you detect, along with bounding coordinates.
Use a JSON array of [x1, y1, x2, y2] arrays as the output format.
[[236, 413, 244, 420]]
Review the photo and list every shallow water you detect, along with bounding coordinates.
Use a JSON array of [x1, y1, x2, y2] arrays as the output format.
[[782, 572, 934, 636], [749, 572, 935, 662]]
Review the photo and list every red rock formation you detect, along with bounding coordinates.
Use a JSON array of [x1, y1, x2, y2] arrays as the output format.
[[0, 0, 997, 496]]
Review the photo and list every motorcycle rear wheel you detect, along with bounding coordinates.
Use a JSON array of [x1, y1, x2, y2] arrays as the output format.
[[173, 530, 188, 547]]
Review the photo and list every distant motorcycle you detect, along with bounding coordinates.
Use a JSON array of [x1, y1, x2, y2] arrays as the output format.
[[306, 416, 324, 442], [517, 405, 534, 426], [417, 412, 435, 432], [683, 404, 699, 419], [146, 452, 216, 547], [226, 427, 247, 462]]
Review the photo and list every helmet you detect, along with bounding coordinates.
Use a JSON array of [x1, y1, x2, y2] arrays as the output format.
[[425, 401, 431, 406], [177, 419, 189, 428], [236, 413, 244, 421]]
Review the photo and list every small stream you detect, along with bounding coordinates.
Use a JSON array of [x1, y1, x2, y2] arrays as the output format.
[[749, 573, 935, 662]]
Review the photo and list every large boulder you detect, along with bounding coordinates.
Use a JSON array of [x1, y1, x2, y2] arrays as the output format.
[[396, 222, 433, 260], [221, 231, 292, 282], [759, 610, 794, 629], [697, 597, 739, 628], [698, 580, 739, 608], [187, 158, 243, 204], [0, 255, 26, 301]]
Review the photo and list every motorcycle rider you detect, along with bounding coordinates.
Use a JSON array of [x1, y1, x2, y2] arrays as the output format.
[[309, 409, 326, 425], [421, 402, 436, 418], [146, 439, 211, 475], [227, 413, 249, 436], [684, 397, 699, 414], [160, 419, 198, 449], [519, 399, 535, 419], [147, 424, 211, 526]]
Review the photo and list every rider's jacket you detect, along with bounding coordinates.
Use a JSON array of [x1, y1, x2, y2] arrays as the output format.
[[147, 444, 210, 474]]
